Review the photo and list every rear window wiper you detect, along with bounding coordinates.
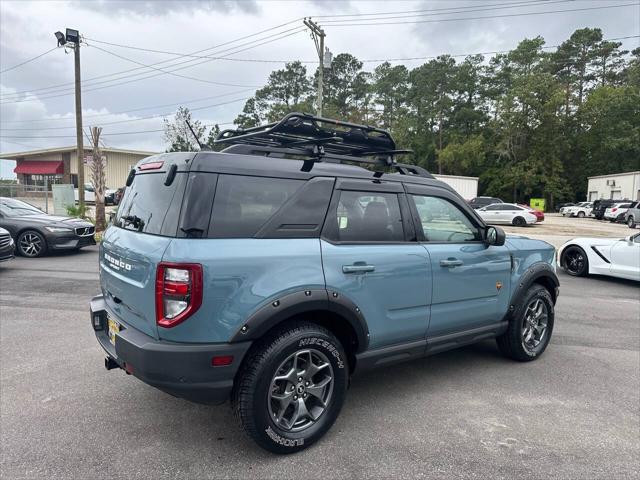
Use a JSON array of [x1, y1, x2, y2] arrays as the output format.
[[121, 215, 145, 231]]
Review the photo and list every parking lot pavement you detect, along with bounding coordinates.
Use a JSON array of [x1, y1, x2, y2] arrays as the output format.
[[501, 213, 634, 249], [1, 245, 638, 479]]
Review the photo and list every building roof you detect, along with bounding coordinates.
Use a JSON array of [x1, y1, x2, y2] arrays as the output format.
[[0, 145, 159, 160], [587, 171, 640, 179]]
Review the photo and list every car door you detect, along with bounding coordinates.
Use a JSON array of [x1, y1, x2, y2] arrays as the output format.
[[481, 204, 501, 223], [609, 233, 640, 281], [320, 179, 431, 349], [405, 184, 512, 340]]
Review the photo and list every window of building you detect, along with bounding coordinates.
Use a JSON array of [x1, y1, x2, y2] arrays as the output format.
[[22, 174, 63, 191]]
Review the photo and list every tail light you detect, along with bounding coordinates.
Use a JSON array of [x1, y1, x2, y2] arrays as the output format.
[[155, 263, 203, 328], [611, 208, 618, 212]]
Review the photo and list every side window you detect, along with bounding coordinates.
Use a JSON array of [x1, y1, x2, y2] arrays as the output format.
[[411, 195, 480, 242], [334, 191, 404, 242], [208, 175, 303, 238], [485, 204, 501, 211]]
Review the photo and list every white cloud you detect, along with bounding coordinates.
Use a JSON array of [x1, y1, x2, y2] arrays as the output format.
[[1, 0, 638, 155]]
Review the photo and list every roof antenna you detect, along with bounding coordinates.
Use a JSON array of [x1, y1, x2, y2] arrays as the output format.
[[185, 119, 210, 151]]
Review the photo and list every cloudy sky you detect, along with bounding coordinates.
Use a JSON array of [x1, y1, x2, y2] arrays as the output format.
[[0, 0, 638, 176]]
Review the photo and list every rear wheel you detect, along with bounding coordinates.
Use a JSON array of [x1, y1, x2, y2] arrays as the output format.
[[577, 211, 585, 218], [231, 321, 348, 454], [512, 216, 526, 227], [561, 245, 589, 276], [17, 230, 46, 257], [497, 284, 554, 362], [628, 216, 636, 229]]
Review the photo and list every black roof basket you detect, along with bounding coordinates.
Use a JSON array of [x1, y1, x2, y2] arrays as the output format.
[[214, 112, 433, 179]]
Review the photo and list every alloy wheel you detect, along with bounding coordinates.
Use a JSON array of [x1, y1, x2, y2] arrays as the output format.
[[521, 298, 548, 352], [268, 348, 334, 432], [564, 248, 585, 275], [19, 232, 43, 257]]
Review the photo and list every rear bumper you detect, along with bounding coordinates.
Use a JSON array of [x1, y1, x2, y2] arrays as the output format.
[[90, 295, 252, 405]]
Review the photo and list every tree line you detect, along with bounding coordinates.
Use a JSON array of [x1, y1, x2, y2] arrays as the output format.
[[164, 28, 640, 206]]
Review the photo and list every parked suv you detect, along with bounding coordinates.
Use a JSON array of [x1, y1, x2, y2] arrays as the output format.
[[625, 202, 640, 228], [468, 196, 503, 209], [90, 114, 559, 453], [604, 202, 634, 223], [592, 199, 616, 220]]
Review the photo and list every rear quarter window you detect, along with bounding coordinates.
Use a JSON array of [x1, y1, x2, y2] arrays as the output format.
[[115, 172, 187, 236], [207, 175, 303, 238]]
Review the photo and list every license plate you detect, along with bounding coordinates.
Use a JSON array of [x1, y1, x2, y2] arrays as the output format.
[[107, 317, 120, 345]]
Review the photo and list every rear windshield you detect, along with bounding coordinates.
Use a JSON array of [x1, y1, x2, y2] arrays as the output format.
[[115, 172, 187, 236]]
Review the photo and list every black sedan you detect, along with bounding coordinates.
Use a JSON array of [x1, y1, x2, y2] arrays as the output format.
[[0, 226, 15, 262], [0, 197, 96, 258]]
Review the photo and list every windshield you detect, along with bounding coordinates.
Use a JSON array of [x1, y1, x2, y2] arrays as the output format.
[[0, 198, 44, 217]]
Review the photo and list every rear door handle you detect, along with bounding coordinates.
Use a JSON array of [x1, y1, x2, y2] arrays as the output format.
[[342, 264, 375, 274], [440, 258, 463, 268]]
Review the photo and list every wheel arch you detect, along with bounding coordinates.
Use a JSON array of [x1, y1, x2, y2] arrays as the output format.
[[508, 262, 559, 319], [229, 289, 369, 368]]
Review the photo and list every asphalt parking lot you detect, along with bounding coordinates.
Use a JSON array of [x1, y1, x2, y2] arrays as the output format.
[[1, 235, 639, 479]]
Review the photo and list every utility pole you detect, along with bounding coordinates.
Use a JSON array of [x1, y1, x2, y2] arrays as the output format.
[[55, 29, 84, 207], [304, 18, 327, 117]]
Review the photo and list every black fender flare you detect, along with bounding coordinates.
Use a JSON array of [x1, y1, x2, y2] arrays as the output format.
[[507, 262, 559, 319], [229, 289, 370, 352]]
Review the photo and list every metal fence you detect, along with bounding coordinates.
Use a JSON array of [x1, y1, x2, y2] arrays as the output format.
[[0, 184, 53, 213]]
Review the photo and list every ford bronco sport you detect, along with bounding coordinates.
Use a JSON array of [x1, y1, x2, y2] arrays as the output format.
[[91, 113, 559, 453]]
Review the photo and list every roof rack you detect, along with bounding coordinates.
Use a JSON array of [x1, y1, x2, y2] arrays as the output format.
[[214, 112, 434, 179]]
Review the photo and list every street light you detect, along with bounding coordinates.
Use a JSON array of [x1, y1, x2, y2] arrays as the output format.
[[54, 31, 66, 46], [65, 28, 80, 44], [54, 27, 84, 206]]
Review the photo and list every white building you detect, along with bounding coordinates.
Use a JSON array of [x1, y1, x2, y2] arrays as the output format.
[[587, 171, 640, 202], [433, 174, 478, 200]]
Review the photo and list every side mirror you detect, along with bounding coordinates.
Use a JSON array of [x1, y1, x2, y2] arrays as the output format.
[[485, 226, 506, 246]]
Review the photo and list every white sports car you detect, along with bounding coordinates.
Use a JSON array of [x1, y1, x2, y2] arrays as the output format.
[[558, 233, 640, 281]]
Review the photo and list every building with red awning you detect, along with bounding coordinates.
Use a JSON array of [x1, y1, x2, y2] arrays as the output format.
[[0, 146, 157, 189]]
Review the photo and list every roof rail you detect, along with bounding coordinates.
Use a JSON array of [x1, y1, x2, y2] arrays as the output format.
[[215, 112, 434, 179]]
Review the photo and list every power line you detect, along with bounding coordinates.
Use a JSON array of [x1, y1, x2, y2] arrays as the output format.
[[0, 47, 58, 74], [0, 122, 235, 139], [0, 22, 305, 102], [320, 0, 575, 23], [0, 27, 307, 104], [0, 89, 255, 128], [314, 0, 561, 18], [317, 2, 639, 26], [79, 1, 563, 61], [89, 44, 261, 88]]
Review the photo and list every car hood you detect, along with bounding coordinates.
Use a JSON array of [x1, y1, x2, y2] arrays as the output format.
[[505, 234, 554, 252], [14, 214, 93, 227]]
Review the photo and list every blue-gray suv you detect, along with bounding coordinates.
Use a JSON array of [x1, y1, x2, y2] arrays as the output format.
[[90, 113, 559, 453]]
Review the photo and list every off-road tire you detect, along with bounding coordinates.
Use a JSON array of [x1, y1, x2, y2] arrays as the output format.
[[231, 321, 348, 454], [561, 245, 589, 276], [512, 216, 526, 227], [497, 284, 554, 362]]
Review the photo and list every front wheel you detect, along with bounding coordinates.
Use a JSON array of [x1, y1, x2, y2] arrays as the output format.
[[577, 211, 585, 218], [628, 216, 636, 229], [17, 230, 46, 257], [497, 284, 554, 362], [561, 245, 589, 276], [231, 321, 348, 454]]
